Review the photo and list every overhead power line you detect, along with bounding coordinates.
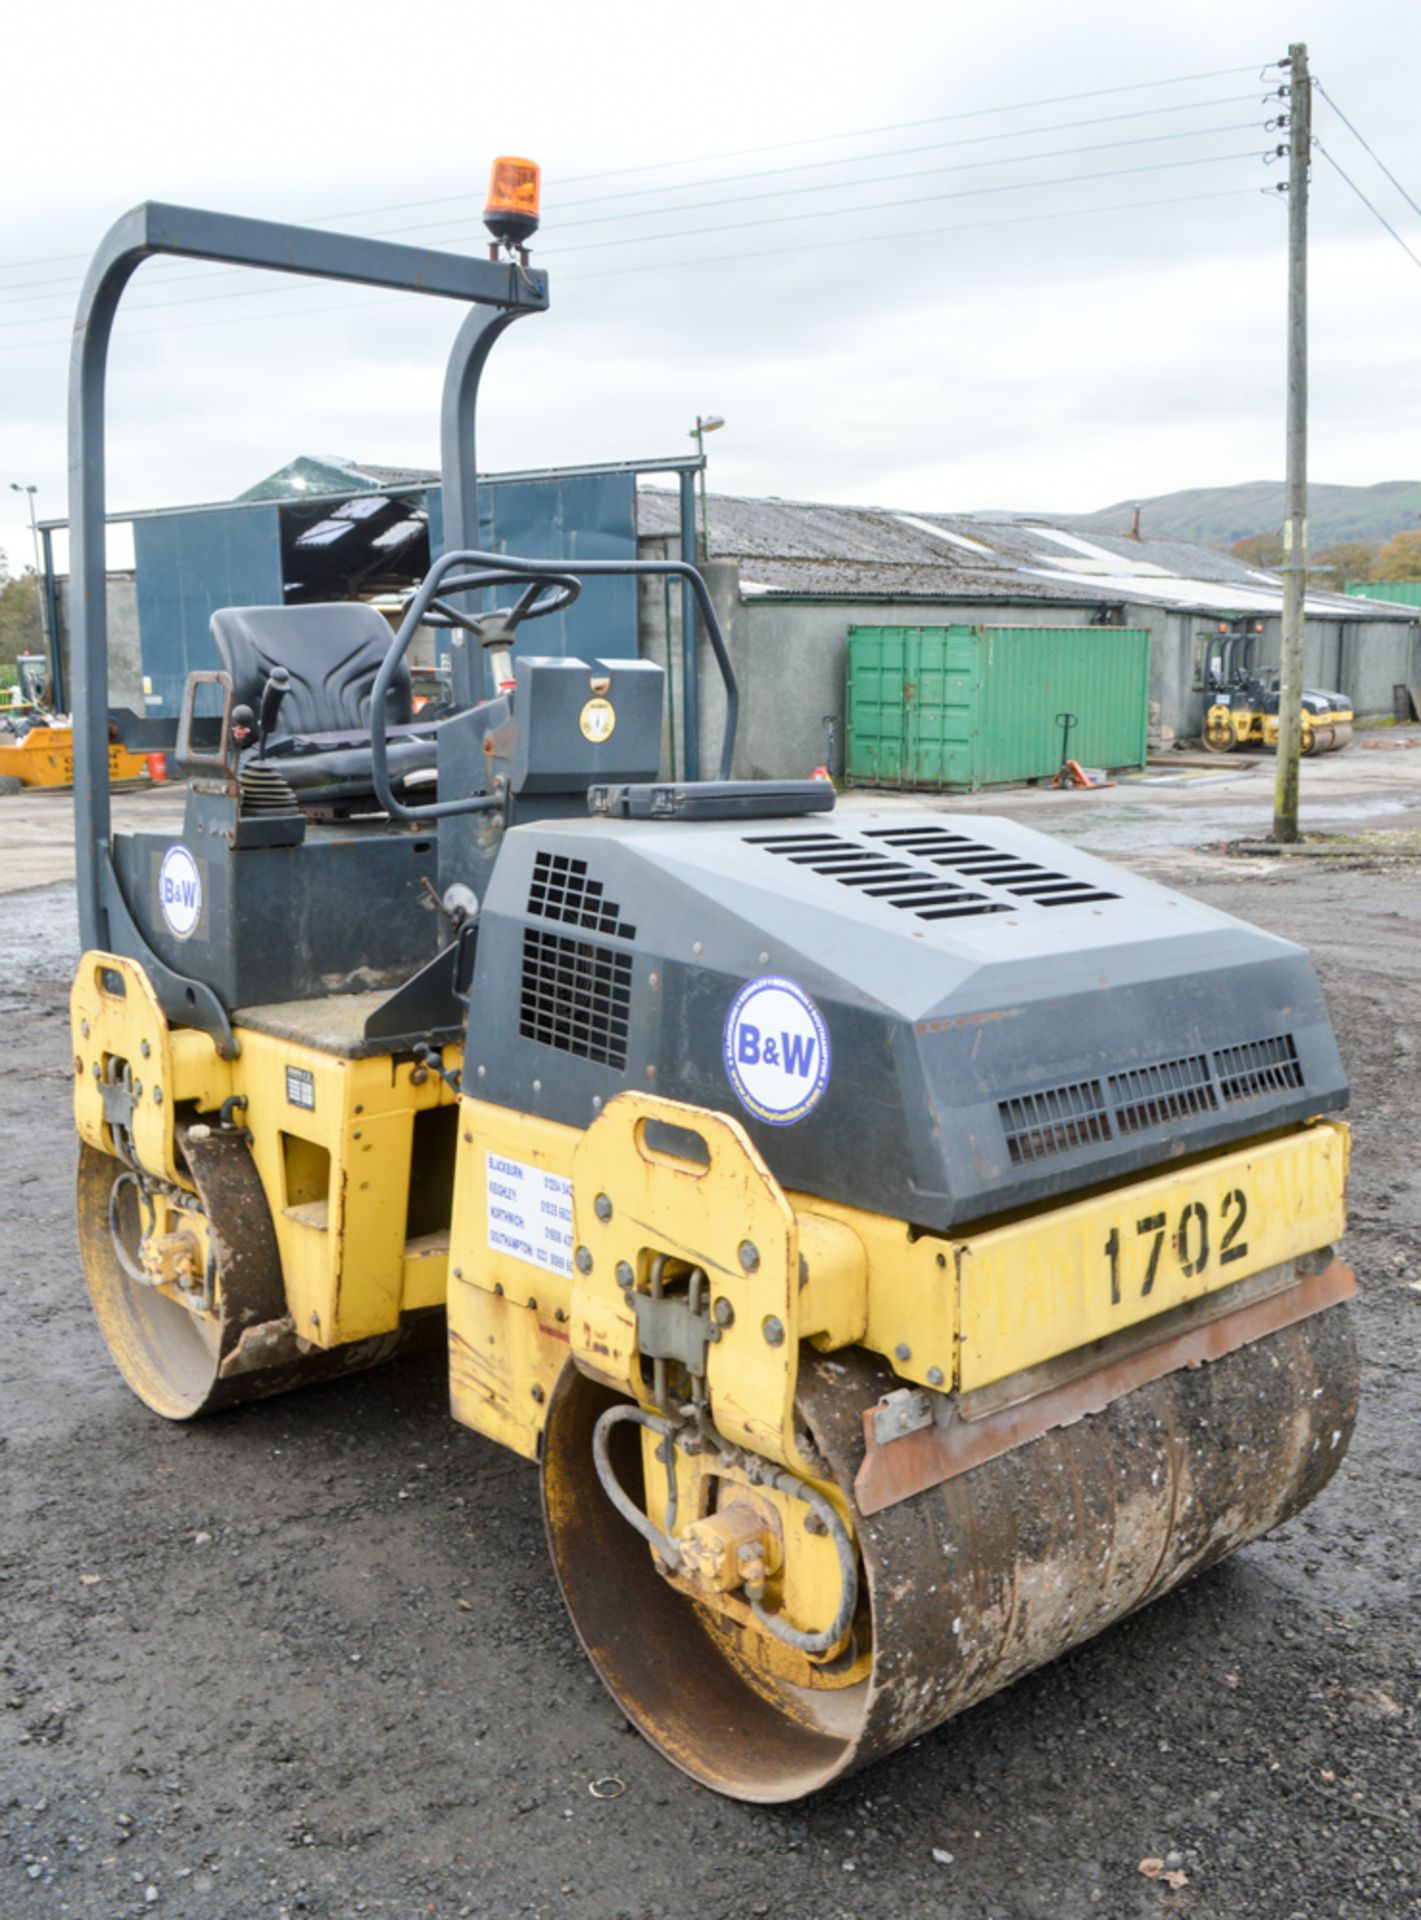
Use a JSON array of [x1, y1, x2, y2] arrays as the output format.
[[0, 61, 1279, 276], [0, 146, 1268, 338], [1314, 79, 1421, 223], [0, 116, 1270, 316], [0, 184, 1267, 359], [528, 65, 1278, 189], [548, 92, 1268, 213], [534, 122, 1269, 235], [544, 149, 1268, 257], [562, 186, 1265, 285], [0, 92, 1271, 306], [1315, 142, 1421, 273]]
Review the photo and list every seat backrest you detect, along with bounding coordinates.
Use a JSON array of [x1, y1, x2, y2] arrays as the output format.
[[209, 602, 412, 736]]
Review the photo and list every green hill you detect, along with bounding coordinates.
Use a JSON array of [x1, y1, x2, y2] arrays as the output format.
[[1051, 480, 1421, 549]]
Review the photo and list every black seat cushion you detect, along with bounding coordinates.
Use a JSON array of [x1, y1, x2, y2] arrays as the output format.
[[210, 602, 413, 735]]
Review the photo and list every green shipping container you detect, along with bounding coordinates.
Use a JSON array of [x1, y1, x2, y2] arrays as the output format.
[[1344, 580, 1421, 607], [845, 624, 1151, 792]]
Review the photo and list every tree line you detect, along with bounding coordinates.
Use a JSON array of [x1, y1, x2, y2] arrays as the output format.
[[0, 549, 45, 675], [1231, 528, 1421, 590]]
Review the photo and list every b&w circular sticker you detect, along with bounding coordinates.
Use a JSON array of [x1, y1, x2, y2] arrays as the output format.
[[723, 976, 831, 1126], [158, 844, 203, 940]]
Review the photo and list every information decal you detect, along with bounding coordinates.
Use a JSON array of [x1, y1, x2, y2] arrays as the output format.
[[722, 976, 831, 1127], [285, 1067, 316, 1111], [485, 1152, 574, 1277]]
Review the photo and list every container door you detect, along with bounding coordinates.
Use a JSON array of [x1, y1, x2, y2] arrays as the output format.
[[904, 627, 977, 788], [846, 627, 909, 786]]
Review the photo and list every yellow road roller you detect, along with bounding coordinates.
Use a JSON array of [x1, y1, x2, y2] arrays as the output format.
[[1201, 619, 1353, 755], [66, 170, 1357, 1802]]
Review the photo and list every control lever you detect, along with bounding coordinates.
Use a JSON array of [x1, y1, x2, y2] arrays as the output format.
[[412, 1042, 462, 1096], [474, 610, 518, 694], [257, 667, 292, 755]]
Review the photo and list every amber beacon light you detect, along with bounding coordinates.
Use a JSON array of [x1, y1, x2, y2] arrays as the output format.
[[484, 157, 541, 249]]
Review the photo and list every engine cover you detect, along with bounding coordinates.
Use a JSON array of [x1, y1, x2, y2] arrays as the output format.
[[465, 808, 1346, 1229]]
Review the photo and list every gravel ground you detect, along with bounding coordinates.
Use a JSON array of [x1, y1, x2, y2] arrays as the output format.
[[1, 860, 1417, 1920]]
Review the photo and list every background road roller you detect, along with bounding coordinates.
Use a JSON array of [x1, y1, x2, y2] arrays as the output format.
[[66, 170, 1358, 1803], [1202, 617, 1353, 755]]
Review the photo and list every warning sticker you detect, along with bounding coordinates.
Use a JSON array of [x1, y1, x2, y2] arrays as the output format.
[[485, 1152, 574, 1277]]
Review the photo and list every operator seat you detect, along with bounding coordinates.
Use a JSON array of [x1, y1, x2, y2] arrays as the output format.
[[209, 602, 439, 806]]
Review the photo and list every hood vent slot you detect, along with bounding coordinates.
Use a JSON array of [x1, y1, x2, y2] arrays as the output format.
[[864, 825, 1121, 906], [1109, 1054, 1217, 1134], [1214, 1034, 1303, 1103], [1000, 1080, 1112, 1165], [745, 832, 1008, 919], [746, 826, 1119, 914]]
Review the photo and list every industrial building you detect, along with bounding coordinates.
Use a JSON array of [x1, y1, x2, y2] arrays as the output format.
[[636, 493, 1421, 780], [46, 467, 1419, 787], [46, 454, 679, 726]]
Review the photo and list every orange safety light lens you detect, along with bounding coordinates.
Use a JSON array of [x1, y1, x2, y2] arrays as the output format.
[[485, 157, 541, 228]]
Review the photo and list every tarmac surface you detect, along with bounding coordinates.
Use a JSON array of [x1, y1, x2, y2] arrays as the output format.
[[1, 751, 1418, 1919]]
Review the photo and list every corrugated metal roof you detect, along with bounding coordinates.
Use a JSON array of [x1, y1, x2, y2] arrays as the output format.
[[238, 455, 439, 503], [636, 490, 1416, 621]]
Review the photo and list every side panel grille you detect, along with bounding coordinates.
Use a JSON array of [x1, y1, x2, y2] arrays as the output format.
[[1214, 1034, 1304, 1103], [519, 929, 632, 1069], [1004, 1038, 1303, 1165], [1000, 1081, 1111, 1165], [529, 851, 636, 940], [1109, 1055, 1217, 1134]]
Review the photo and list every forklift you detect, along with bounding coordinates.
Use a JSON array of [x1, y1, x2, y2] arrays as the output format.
[[66, 163, 1358, 1802], [1202, 617, 1353, 755]]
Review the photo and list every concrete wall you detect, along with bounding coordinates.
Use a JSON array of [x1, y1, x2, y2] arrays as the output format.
[[636, 555, 1110, 782], [734, 593, 1119, 781], [1160, 608, 1421, 736], [1303, 614, 1418, 715]]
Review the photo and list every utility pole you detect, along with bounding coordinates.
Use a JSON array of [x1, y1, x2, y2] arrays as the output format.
[[7, 482, 50, 656], [1272, 41, 1310, 843], [688, 413, 725, 560]]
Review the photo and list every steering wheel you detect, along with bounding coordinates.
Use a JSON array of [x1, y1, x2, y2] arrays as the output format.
[[403, 566, 581, 637]]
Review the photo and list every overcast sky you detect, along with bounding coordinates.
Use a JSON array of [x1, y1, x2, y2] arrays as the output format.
[[3, 0, 1420, 575]]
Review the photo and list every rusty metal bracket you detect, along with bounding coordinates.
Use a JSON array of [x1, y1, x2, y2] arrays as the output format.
[[869, 1386, 934, 1446], [629, 1286, 714, 1383], [855, 1257, 1357, 1517], [98, 1055, 136, 1135]]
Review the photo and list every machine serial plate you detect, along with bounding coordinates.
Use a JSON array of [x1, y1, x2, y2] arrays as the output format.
[[956, 1124, 1348, 1393]]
